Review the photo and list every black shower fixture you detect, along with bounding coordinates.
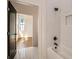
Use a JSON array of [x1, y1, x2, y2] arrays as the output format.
[[54, 8, 59, 11], [53, 36, 58, 41]]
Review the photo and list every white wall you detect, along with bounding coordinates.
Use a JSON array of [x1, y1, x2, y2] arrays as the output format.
[[33, 13, 38, 46], [17, 13, 33, 37], [46, 0, 72, 59], [59, 0, 72, 59], [46, 0, 61, 49]]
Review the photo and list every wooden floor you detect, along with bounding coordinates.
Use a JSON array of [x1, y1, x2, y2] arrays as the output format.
[[14, 37, 38, 59]]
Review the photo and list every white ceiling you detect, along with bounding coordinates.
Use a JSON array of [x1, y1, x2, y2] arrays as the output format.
[[11, 1, 38, 15]]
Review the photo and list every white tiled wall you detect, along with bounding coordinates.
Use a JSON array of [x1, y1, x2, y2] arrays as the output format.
[[46, 0, 72, 59]]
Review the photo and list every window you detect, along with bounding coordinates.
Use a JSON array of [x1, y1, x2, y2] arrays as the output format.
[[19, 16, 25, 31]]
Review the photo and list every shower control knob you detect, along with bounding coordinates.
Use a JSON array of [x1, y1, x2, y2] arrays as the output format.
[[55, 47, 57, 49], [53, 36, 57, 41], [54, 8, 59, 11], [54, 43, 58, 46]]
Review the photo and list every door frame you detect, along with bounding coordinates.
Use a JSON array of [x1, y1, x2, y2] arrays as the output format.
[[7, 1, 17, 59], [9, 0, 47, 59]]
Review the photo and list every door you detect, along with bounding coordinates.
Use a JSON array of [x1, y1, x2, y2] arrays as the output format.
[[8, 1, 16, 59]]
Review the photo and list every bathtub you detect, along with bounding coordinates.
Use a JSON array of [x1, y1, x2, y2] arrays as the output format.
[[47, 47, 63, 59]]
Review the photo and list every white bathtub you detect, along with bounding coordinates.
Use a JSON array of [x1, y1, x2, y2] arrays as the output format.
[[47, 47, 63, 59]]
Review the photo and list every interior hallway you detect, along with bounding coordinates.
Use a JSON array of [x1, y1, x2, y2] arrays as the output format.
[[14, 38, 38, 59]]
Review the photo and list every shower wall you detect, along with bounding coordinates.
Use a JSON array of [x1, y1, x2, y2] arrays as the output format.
[[46, 0, 61, 52], [46, 0, 72, 59], [59, 0, 72, 59]]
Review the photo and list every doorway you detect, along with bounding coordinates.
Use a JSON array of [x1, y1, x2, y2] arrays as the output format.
[[8, 1, 39, 59]]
